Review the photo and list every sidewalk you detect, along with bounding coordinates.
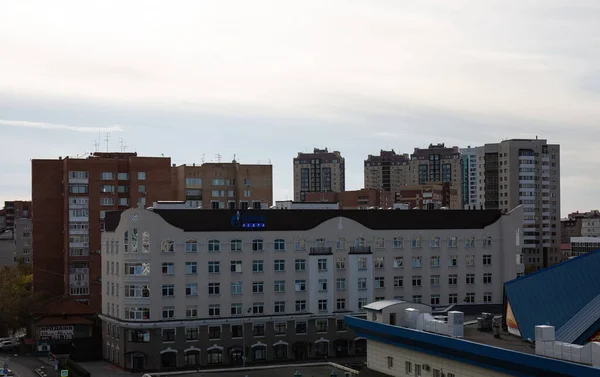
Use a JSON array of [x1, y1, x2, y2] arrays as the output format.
[[37, 357, 131, 376]]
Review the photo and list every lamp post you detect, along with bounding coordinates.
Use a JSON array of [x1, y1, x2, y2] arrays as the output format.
[[242, 307, 251, 368]]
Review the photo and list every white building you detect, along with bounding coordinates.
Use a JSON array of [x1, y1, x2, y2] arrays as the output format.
[[99, 206, 523, 371], [581, 217, 600, 237]]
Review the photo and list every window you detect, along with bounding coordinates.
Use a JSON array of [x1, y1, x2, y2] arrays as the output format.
[[274, 322, 287, 335], [337, 278, 346, 290], [336, 298, 346, 310], [252, 323, 265, 337], [318, 279, 328, 291], [393, 276, 403, 287], [208, 261, 220, 273], [117, 172, 128, 180], [252, 302, 264, 314], [295, 300, 306, 312], [483, 254, 492, 265], [375, 277, 385, 288], [405, 361, 412, 374], [69, 184, 88, 194], [252, 260, 264, 272], [252, 239, 264, 251], [231, 281, 243, 295], [186, 306, 198, 318], [358, 278, 367, 290], [185, 177, 202, 187], [375, 257, 384, 268], [138, 172, 146, 180], [412, 256, 422, 268], [162, 262, 174, 275], [466, 273, 475, 284], [186, 283, 198, 296], [336, 257, 345, 270], [208, 240, 220, 252], [318, 258, 327, 271], [358, 298, 367, 309], [448, 236, 458, 248], [412, 276, 422, 287], [431, 236, 440, 248], [412, 295, 422, 303], [465, 236, 476, 248], [162, 306, 175, 319], [295, 259, 306, 271], [162, 285, 175, 297], [208, 282, 220, 295], [185, 240, 198, 253], [484, 292, 493, 303], [231, 304, 242, 316], [208, 326, 221, 340], [230, 260, 242, 273], [387, 356, 394, 369], [295, 321, 307, 334], [125, 307, 150, 320], [448, 255, 458, 267], [274, 259, 285, 271], [230, 239, 242, 251], [483, 235, 493, 247], [274, 280, 285, 293], [161, 239, 174, 253], [430, 275, 440, 286], [294, 238, 306, 250], [100, 185, 114, 193], [358, 257, 367, 270], [295, 280, 306, 292], [252, 281, 264, 293], [483, 273, 492, 284], [466, 292, 475, 303], [449, 293, 458, 304], [274, 301, 285, 313], [316, 237, 326, 247], [449, 274, 458, 285], [375, 237, 385, 248], [274, 238, 285, 250], [100, 197, 114, 206], [411, 237, 422, 248], [185, 327, 199, 341], [431, 294, 440, 305], [100, 172, 114, 180], [393, 256, 403, 268], [316, 319, 328, 333], [466, 254, 475, 266], [393, 237, 403, 249], [336, 319, 347, 331], [162, 328, 176, 342], [118, 185, 128, 193], [185, 262, 198, 275], [318, 300, 328, 312], [69, 171, 89, 179], [430, 256, 440, 267], [118, 197, 129, 206]]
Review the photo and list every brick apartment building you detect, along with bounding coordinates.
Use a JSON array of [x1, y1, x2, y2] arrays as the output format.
[[304, 188, 393, 209], [394, 182, 460, 210], [32, 152, 172, 311], [293, 148, 345, 202], [170, 160, 273, 209]]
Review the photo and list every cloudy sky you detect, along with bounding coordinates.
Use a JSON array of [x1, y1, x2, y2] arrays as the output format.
[[1, 0, 599, 214]]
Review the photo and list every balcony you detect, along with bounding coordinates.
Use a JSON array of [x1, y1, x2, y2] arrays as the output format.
[[309, 247, 333, 255], [349, 246, 372, 254]]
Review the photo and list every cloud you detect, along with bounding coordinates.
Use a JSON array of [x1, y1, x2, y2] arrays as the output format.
[[0, 119, 123, 133]]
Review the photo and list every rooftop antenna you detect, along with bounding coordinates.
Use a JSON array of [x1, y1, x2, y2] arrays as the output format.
[[201, 153, 205, 164], [119, 138, 125, 152], [215, 154, 222, 163], [104, 132, 111, 152], [268, 158, 272, 164], [93, 140, 99, 152]]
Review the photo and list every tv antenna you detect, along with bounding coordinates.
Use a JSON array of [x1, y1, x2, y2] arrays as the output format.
[[104, 132, 111, 152], [119, 138, 127, 152], [233, 154, 237, 163], [201, 153, 205, 164], [215, 154, 222, 163], [93, 140, 99, 152]]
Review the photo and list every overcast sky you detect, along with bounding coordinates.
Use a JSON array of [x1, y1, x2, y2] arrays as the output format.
[[1, 0, 599, 214]]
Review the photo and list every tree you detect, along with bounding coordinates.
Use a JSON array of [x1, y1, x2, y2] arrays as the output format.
[[0, 261, 47, 336]]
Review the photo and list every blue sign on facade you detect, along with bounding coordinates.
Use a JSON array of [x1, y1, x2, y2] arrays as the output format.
[[230, 211, 265, 229]]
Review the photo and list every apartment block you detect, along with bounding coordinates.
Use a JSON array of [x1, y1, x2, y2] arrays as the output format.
[[409, 144, 463, 204], [475, 139, 561, 270], [170, 161, 273, 210], [2, 200, 31, 235], [364, 150, 410, 193], [14, 217, 33, 264], [394, 183, 459, 210], [460, 146, 480, 209], [0, 209, 5, 232], [304, 188, 393, 209], [570, 237, 600, 257], [560, 210, 599, 243], [293, 148, 345, 202], [31, 152, 172, 312], [99, 205, 523, 371]]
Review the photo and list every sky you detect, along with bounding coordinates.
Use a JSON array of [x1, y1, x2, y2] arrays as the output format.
[[1, 0, 599, 215]]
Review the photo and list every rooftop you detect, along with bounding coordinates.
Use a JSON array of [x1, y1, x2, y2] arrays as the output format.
[[463, 323, 534, 354], [177, 364, 354, 377], [105, 208, 504, 232]]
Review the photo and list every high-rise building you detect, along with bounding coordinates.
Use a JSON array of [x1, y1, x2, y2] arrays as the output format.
[[170, 161, 273, 210], [408, 144, 463, 203], [293, 148, 345, 202], [31, 152, 172, 311], [363, 150, 410, 193], [475, 139, 561, 270], [460, 146, 480, 209]]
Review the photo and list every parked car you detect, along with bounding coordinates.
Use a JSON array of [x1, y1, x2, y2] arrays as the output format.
[[0, 340, 19, 351]]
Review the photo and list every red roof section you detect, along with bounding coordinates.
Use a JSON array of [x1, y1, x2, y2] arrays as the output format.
[[37, 296, 96, 316], [36, 316, 93, 326]]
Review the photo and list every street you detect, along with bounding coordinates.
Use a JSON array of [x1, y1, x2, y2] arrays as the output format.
[[0, 355, 39, 377]]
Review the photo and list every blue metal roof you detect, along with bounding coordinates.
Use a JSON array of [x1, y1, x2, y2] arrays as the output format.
[[504, 248, 600, 343], [345, 316, 600, 377]]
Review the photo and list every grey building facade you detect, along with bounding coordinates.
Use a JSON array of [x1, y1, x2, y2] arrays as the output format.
[[99, 205, 523, 371], [14, 217, 33, 263]]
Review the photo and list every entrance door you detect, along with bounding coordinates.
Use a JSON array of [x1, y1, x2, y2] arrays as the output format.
[[132, 355, 145, 371], [390, 313, 397, 326]]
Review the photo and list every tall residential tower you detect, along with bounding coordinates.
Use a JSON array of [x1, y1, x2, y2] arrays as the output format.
[[293, 148, 345, 202]]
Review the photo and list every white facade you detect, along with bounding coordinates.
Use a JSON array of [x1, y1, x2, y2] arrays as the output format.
[[102, 206, 524, 323], [367, 339, 513, 377], [581, 218, 600, 237]]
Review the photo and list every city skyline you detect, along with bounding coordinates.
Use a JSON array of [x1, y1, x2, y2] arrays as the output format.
[[1, 0, 600, 214]]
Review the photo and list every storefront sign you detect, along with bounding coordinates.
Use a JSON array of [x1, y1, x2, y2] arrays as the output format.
[[39, 325, 74, 340], [230, 211, 265, 229]]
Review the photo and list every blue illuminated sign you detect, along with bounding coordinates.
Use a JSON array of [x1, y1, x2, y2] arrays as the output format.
[[230, 211, 265, 229]]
